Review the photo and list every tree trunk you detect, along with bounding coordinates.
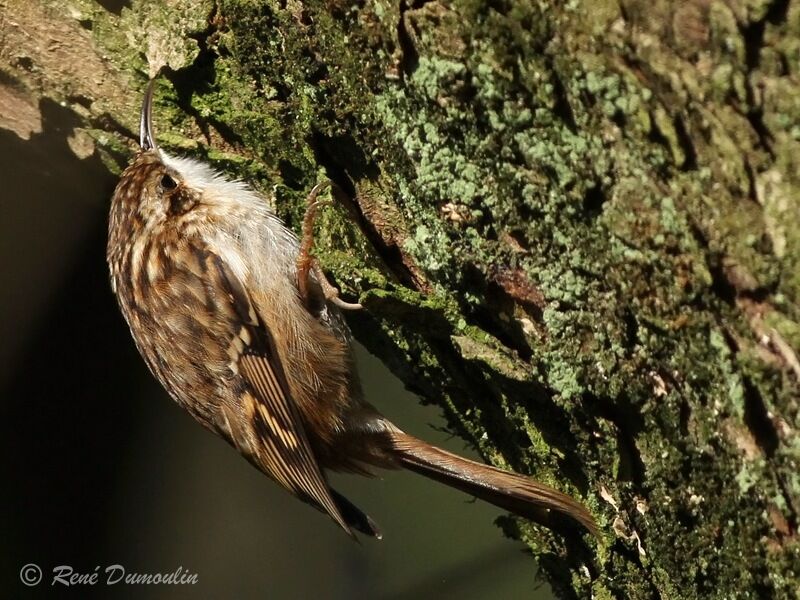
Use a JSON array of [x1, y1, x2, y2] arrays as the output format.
[[3, 0, 799, 597]]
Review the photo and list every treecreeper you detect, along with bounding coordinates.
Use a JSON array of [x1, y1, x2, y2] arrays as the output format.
[[106, 78, 598, 540]]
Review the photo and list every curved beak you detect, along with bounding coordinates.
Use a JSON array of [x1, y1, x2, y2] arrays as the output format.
[[139, 78, 158, 151]]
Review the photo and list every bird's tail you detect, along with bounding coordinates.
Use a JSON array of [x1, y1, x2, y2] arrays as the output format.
[[388, 430, 598, 536]]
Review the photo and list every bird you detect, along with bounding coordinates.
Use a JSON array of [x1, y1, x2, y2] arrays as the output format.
[[106, 78, 598, 540]]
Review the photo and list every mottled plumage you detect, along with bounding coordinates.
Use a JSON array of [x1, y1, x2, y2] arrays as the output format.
[[106, 79, 598, 539]]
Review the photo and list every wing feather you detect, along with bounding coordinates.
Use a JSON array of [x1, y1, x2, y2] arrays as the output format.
[[208, 252, 350, 534]]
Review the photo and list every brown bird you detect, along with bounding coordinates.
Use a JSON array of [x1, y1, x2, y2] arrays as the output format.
[[106, 79, 598, 539]]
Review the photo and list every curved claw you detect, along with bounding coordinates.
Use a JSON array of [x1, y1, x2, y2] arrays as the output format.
[[308, 181, 332, 201]]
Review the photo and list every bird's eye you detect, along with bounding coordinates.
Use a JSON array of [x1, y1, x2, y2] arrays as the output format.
[[160, 174, 178, 191]]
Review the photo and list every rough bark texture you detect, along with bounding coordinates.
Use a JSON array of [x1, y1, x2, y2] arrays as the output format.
[[3, 0, 799, 598]]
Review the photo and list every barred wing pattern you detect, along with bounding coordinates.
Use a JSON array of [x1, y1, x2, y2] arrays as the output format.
[[208, 252, 350, 534]]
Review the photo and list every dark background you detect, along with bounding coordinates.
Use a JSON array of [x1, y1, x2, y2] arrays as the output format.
[[0, 100, 553, 598]]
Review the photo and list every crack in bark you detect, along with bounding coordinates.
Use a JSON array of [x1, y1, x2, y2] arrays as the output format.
[[95, 0, 131, 17], [718, 319, 797, 541], [672, 113, 697, 171], [396, 1, 419, 77], [395, 0, 437, 78], [738, 0, 790, 159], [742, 376, 780, 458], [586, 392, 646, 487], [548, 65, 577, 132], [309, 130, 430, 292]]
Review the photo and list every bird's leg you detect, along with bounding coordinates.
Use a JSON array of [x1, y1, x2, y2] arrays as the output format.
[[296, 182, 327, 305], [296, 182, 362, 311]]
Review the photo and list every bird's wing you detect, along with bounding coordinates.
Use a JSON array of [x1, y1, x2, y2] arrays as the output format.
[[206, 251, 351, 535]]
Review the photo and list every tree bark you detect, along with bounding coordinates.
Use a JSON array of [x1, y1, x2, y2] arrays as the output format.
[[3, 0, 799, 597]]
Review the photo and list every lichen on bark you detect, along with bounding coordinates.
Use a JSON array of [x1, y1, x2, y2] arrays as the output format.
[[2, 0, 799, 598]]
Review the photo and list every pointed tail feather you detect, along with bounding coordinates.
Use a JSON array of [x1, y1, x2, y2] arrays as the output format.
[[330, 488, 382, 539], [389, 431, 598, 536]]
